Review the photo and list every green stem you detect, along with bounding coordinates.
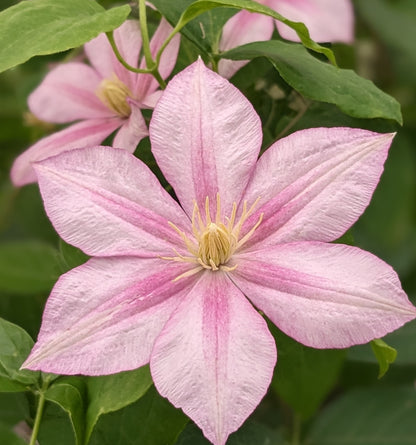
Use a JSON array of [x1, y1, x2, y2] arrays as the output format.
[[291, 413, 302, 445], [155, 26, 180, 68], [275, 95, 310, 141], [138, 0, 154, 69], [29, 385, 48, 445], [105, 31, 166, 89], [152, 69, 167, 89], [106, 31, 150, 74]]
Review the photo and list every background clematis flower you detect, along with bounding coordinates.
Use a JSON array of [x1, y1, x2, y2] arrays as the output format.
[[218, 0, 354, 78], [10, 18, 180, 186], [23, 60, 416, 445]]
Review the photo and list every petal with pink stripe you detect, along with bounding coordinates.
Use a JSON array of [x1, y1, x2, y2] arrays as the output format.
[[34, 147, 191, 257], [11, 118, 121, 186], [28, 63, 112, 123], [270, 0, 354, 43], [150, 59, 262, 218], [232, 242, 416, 349], [241, 128, 394, 248], [151, 271, 276, 445], [23, 257, 196, 375]]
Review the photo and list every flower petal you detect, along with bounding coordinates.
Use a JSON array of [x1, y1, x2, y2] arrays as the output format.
[[11, 118, 121, 186], [218, 10, 274, 78], [34, 146, 191, 257], [28, 63, 112, 123], [232, 242, 416, 349], [135, 18, 180, 101], [23, 257, 195, 375], [150, 59, 262, 217], [151, 271, 276, 445], [241, 128, 394, 247], [85, 20, 142, 90], [270, 0, 354, 43], [112, 101, 148, 152]]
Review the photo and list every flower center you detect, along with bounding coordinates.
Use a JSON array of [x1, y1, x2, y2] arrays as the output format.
[[198, 221, 236, 269], [96, 76, 132, 118], [164, 194, 263, 280]]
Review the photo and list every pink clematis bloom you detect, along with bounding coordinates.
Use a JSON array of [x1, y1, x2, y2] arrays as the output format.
[[10, 19, 180, 186], [23, 60, 416, 445], [218, 0, 354, 78]]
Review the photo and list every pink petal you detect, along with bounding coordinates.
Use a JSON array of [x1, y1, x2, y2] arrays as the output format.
[[23, 257, 195, 375], [218, 10, 274, 78], [112, 101, 149, 152], [270, 0, 354, 43], [28, 63, 112, 123], [232, 242, 416, 349], [240, 128, 394, 248], [11, 118, 121, 186], [135, 18, 180, 101], [151, 271, 276, 445], [85, 20, 142, 91], [150, 59, 262, 218], [34, 146, 191, 257]]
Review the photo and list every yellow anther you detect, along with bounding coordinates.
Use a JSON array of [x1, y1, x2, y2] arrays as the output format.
[[96, 76, 132, 117]]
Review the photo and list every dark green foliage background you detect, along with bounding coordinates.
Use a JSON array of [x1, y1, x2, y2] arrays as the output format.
[[0, 0, 415, 444]]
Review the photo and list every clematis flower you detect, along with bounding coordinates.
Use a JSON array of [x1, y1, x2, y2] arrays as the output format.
[[10, 19, 180, 186], [23, 60, 416, 445], [218, 0, 354, 77]]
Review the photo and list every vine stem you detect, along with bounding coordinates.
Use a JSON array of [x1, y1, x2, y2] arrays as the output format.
[[138, 0, 153, 69], [29, 386, 47, 445], [106, 31, 149, 74], [275, 95, 310, 141]]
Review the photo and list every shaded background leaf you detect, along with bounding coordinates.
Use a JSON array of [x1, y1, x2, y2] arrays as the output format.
[[88, 385, 188, 445], [0, 318, 39, 392], [86, 366, 152, 442], [306, 386, 416, 445], [0, 241, 59, 295]]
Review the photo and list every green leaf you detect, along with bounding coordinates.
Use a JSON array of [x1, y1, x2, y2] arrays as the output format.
[[38, 395, 78, 445], [166, 0, 335, 63], [270, 326, 346, 419], [222, 40, 403, 124], [176, 420, 285, 445], [0, 0, 131, 73], [151, 0, 235, 54], [88, 385, 188, 445], [349, 321, 416, 368], [0, 422, 27, 445], [0, 392, 29, 426], [0, 318, 40, 392], [0, 241, 59, 294], [371, 339, 397, 378], [44, 378, 85, 445], [85, 366, 153, 443], [306, 386, 416, 445], [58, 240, 89, 273]]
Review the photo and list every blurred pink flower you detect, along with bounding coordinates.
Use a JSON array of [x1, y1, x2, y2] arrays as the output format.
[[11, 19, 180, 186], [219, 0, 354, 77], [23, 60, 415, 445]]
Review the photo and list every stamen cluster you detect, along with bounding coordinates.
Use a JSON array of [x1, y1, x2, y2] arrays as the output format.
[[165, 194, 263, 279], [96, 76, 132, 117]]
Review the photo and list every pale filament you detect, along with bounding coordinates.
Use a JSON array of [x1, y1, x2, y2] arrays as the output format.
[[163, 194, 263, 280]]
